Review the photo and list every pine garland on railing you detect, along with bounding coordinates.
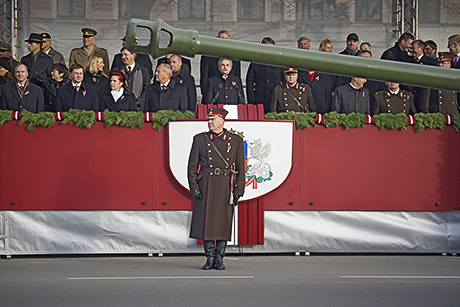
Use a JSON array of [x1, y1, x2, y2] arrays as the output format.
[[0, 110, 12, 127], [151, 110, 196, 131], [265, 111, 317, 129], [62, 109, 97, 128], [373, 113, 408, 130], [103, 110, 144, 129], [19, 110, 56, 131], [413, 113, 446, 132], [1, 109, 460, 134]]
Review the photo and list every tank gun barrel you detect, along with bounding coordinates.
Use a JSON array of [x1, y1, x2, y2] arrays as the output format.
[[126, 18, 460, 91]]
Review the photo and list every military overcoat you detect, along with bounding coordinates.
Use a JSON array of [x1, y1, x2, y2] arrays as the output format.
[[188, 129, 245, 241], [373, 90, 416, 115], [69, 45, 110, 75], [271, 83, 315, 113]]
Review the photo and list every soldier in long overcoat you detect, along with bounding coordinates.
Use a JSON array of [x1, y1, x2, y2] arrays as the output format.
[[188, 108, 245, 270]]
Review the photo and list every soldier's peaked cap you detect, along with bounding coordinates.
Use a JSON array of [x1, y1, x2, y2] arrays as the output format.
[[284, 67, 298, 74], [82, 28, 97, 37], [437, 52, 453, 62], [207, 108, 228, 120]]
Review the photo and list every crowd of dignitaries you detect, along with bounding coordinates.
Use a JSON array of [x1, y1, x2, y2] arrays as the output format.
[[1, 27, 459, 116]]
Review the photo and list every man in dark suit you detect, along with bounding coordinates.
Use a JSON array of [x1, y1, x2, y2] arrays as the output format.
[[169, 54, 197, 112], [156, 53, 191, 75], [21, 33, 53, 88], [203, 58, 245, 105], [411, 40, 437, 113], [412, 40, 437, 66], [112, 47, 150, 112], [0, 63, 44, 113], [144, 63, 188, 112], [111, 36, 153, 81], [448, 34, 460, 69], [246, 37, 283, 113], [56, 64, 99, 111], [199, 30, 241, 95], [381, 32, 415, 63]]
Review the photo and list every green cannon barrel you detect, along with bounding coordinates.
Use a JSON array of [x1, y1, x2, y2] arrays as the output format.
[[126, 18, 460, 91]]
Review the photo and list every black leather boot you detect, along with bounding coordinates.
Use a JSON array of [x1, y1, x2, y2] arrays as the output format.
[[214, 240, 227, 270], [202, 240, 215, 270]]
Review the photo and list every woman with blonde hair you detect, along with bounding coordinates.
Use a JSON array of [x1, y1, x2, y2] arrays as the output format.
[[83, 55, 109, 101], [319, 38, 333, 53]]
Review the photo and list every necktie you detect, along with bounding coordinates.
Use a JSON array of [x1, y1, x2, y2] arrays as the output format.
[[454, 55, 459, 66], [127, 66, 132, 74], [74, 85, 79, 92], [161, 85, 167, 91], [19, 85, 24, 91]]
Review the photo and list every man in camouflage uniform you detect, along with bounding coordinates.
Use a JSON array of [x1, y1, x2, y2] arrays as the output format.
[[188, 108, 245, 270], [373, 82, 416, 115], [271, 68, 315, 113], [69, 28, 109, 75]]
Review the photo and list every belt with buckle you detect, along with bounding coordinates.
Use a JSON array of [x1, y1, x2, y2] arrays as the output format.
[[200, 166, 231, 176]]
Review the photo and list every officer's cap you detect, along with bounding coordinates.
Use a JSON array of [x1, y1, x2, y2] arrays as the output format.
[[437, 52, 453, 62], [0, 41, 11, 51], [284, 68, 298, 74], [41, 33, 51, 39], [82, 28, 97, 37], [207, 108, 228, 120]]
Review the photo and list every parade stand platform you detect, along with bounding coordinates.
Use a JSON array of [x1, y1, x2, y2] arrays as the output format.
[[1, 105, 460, 256]]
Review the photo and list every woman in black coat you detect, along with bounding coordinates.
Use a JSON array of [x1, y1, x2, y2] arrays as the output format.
[[100, 71, 138, 111], [84, 55, 109, 101]]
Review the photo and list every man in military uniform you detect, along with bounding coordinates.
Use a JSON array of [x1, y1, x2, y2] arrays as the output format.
[[373, 82, 416, 115], [0, 41, 20, 69], [271, 68, 315, 113], [429, 52, 459, 115], [188, 108, 245, 270], [40, 33, 66, 65], [69, 28, 109, 75]]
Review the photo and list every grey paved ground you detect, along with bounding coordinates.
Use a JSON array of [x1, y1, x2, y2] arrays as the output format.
[[1, 254, 460, 307]]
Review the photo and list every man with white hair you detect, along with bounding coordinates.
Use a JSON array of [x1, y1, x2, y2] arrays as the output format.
[[143, 63, 188, 112]]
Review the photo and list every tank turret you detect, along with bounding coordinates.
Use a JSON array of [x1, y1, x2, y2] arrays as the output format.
[[126, 18, 460, 91]]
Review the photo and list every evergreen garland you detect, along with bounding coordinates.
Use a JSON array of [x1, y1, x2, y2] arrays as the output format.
[[323, 111, 345, 128], [62, 109, 97, 128], [2, 108, 460, 134], [453, 114, 460, 133], [19, 110, 56, 132], [265, 111, 316, 129], [151, 110, 196, 131], [413, 113, 445, 133], [373, 113, 408, 130], [0, 110, 12, 127], [103, 110, 144, 129]]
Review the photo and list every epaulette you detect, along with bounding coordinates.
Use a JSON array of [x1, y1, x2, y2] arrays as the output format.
[[375, 91, 385, 95]]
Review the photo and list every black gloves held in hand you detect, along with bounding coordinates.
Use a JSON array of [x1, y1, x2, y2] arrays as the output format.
[[192, 191, 203, 200], [233, 194, 240, 206]]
